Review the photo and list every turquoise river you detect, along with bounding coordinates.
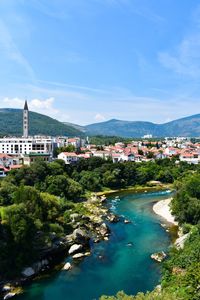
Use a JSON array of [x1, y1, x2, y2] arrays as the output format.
[[18, 190, 174, 300]]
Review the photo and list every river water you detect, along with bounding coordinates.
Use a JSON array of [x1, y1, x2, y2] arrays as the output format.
[[18, 190, 173, 300]]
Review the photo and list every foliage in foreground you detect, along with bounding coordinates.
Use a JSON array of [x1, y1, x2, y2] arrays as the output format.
[[100, 290, 177, 300], [171, 173, 200, 225]]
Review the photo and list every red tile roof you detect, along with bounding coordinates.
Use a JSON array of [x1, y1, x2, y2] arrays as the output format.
[[62, 152, 77, 157]]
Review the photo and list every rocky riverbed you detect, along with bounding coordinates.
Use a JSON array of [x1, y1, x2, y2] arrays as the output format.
[[0, 194, 119, 300]]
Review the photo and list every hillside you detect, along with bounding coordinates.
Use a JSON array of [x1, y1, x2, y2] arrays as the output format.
[[85, 114, 200, 137], [0, 108, 82, 137], [63, 122, 86, 133]]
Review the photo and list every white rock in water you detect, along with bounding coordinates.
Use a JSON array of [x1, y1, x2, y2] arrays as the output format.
[[62, 262, 72, 270], [72, 253, 85, 259], [2, 286, 11, 292], [68, 244, 83, 255], [22, 267, 35, 277], [151, 251, 167, 263], [4, 293, 16, 300], [124, 219, 131, 224]]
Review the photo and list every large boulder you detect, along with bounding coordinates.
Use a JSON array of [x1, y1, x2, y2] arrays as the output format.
[[72, 253, 85, 259], [21, 267, 35, 277], [62, 262, 72, 271], [107, 214, 119, 223], [2, 286, 11, 292], [68, 244, 83, 255], [151, 251, 167, 263], [32, 259, 49, 272], [99, 223, 110, 237], [72, 228, 90, 245]]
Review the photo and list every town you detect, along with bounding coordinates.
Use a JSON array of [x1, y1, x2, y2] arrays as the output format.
[[0, 101, 200, 178]]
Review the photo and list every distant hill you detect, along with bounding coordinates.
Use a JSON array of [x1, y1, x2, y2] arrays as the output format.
[[85, 114, 200, 137], [1, 109, 200, 138], [0, 108, 83, 137], [63, 122, 86, 133]]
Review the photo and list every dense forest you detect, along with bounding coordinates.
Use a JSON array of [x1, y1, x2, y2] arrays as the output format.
[[0, 157, 200, 300]]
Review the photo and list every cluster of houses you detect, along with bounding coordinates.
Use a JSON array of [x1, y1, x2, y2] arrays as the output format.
[[0, 101, 199, 177], [58, 138, 200, 165], [1, 136, 200, 178], [0, 136, 86, 177]]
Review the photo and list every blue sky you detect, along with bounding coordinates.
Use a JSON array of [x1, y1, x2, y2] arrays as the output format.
[[0, 0, 200, 125]]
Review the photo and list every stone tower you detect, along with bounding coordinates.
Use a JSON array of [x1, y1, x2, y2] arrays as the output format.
[[23, 100, 29, 138]]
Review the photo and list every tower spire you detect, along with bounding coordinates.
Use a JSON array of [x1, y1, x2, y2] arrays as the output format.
[[24, 100, 28, 110], [23, 100, 29, 138]]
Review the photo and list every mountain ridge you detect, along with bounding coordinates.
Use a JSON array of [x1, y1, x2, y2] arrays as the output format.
[[85, 114, 200, 137], [0, 108, 83, 137], [0, 108, 200, 137]]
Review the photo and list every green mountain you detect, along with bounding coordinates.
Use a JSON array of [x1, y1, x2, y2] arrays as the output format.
[[1, 109, 200, 138], [62, 122, 86, 133], [0, 109, 82, 137], [85, 114, 200, 137]]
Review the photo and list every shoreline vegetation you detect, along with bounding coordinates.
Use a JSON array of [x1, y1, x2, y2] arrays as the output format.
[[97, 183, 173, 197]]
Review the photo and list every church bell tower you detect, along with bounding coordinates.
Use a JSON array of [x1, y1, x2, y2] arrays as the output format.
[[23, 100, 29, 138]]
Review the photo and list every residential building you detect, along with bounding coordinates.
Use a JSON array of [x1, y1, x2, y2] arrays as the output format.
[[23, 153, 51, 165], [58, 152, 79, 164]]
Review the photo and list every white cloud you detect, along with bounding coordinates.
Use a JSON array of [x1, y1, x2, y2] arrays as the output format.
[[94, 113, 106, 122], [2, 97, 61, 119]]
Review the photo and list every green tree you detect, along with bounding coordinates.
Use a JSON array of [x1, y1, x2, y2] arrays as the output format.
[[45, 175, 69, 197]]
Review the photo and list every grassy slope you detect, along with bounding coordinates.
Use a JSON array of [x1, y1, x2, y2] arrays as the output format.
[[0, 109, 83, 137]]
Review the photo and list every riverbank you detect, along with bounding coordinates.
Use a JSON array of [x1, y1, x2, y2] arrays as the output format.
[[96, 183, 173, 197], [0, 194, 113, 300], [153, 198, 178, 226], [152, 197, 190, 249]]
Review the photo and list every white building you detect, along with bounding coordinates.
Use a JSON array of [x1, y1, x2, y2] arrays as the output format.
[[58, 152, 79, 164], [57, 137, 86, 149], [111, 152, 135, 163], [0, 136, 56, 155], [0, 100, 57, 156], [179, 152, 200, 164], [142, 134, 153, 139]]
